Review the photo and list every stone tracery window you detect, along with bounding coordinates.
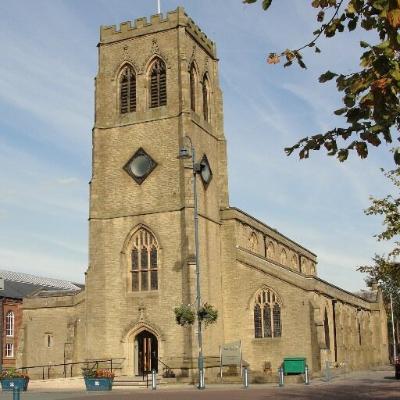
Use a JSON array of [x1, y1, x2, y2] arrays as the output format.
[[6, 311, 14, 337], [120, 65, 136, 114], [131, 228, 159, 291], [254, 288, 282, 338], [149, 57, 167, 108]]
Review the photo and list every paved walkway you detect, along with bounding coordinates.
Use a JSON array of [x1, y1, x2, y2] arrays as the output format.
[[1, 370, 399, 399]]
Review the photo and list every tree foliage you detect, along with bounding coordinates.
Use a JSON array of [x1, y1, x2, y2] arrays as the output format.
[[357, 168, 400, 316], [244, 0, 400, 165]]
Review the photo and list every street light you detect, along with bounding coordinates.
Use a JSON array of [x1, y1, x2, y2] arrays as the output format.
[[178, 135, 205, 389]]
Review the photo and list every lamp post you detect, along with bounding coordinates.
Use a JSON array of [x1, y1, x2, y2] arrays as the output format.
[[178, 136, 205, 389]]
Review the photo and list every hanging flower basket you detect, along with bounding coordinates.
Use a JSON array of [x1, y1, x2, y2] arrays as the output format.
[[174, 304, 196, 326], [198, 303, 218, 326]]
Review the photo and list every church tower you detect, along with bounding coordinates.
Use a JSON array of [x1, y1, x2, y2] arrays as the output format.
[[86, 7, 229, 373]]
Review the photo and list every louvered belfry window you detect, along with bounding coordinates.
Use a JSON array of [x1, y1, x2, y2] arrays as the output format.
[[202, 75, 209, 121], [120, 65, 136, 114], [131, 228, 159, 291], [150, 58, 167, 108], [253, 288, 282, 338]]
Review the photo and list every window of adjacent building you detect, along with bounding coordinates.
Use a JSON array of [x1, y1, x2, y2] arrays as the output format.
[[254, 288, 282, 338], [324, 308, 330, 349], [6, 311, 14, 337], [120, 65, 136, 114], [5, 343, 13, 358], [202, 74, 209, 121], [131, 228, 159, 291], [149, 58, 167, 108], [189, 63, 197, 112]]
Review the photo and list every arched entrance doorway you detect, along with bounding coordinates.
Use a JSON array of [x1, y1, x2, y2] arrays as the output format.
[[134, 330, 158, 375]]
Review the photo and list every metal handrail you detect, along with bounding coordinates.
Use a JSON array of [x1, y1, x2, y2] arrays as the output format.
[[15, 358, 125, 380]]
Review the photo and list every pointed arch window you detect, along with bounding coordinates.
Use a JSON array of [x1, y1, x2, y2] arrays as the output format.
[[253, 288, 282, 338], [202, 74, 209, 121], [120, 65, 136, 114], [130, 228, 159, 291], [6, 311, 14, 337], [149, 58, 167, 108], [189, 63, 197, 112]]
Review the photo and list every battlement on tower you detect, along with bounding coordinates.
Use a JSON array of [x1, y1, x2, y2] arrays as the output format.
[[100, 7, 216, 58]]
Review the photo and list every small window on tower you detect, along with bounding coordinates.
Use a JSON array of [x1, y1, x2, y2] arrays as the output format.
[[45, 333, 54, 348]]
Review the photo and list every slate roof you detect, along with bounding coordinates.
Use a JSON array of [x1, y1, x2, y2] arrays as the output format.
[[0, 269, 83, 300]]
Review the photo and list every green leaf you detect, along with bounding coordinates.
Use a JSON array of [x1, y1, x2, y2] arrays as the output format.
[[319, 70, 338, 83], [262, 0, 272, 10], [360, 41, 370, 48], [298, 58, 307, 69], [394, 148, 400, 165], [315, 47, 321, 53], [334, 108, 347, 115], [348, 19, 357, 31]]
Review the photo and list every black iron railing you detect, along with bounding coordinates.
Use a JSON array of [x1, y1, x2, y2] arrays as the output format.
[[17, 358, 125, 380]]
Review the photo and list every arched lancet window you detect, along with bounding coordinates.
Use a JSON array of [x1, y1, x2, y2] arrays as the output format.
[[249, 232, 258, 252], [6, 311, 14, 337], [266, 241, 275, 259], [253, 288, 282, 338], [120, 65, 136, 114], [280, 249, 287, 266], [324, 308, 330, 349], [149, 58, 167, 108], [202, 74, 210, 121], [189, 63, 197, 112], [292, 254, 299, 270], [130, 228, 159, 291]]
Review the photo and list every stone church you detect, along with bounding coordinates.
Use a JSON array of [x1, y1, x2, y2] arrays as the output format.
[[17, 7, 388, 379]]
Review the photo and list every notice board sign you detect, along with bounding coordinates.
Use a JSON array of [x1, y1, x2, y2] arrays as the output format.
[[219, 340, 242, 377]]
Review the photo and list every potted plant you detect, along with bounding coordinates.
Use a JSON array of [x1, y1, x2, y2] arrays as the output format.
[[0, 368, 29, 392], [82, 367, 114, 391], [197, 303, 218, 326], [174, 304, 196, 326]]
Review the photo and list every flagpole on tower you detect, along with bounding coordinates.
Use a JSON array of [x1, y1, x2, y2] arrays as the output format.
[[157, 0, 161, 14]]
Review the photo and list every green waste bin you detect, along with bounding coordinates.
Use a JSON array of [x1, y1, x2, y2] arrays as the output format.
[[282, 357, 306, 375]]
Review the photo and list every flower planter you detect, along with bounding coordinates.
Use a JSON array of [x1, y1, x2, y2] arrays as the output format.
[[1, 378, 29, 391], [84, 377, 113, 391]]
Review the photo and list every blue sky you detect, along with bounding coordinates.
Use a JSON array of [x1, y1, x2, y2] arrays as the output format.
[[0, 0, 395, 290]]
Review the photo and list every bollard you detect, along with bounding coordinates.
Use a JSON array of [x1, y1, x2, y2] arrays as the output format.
[[325, 361, 331, 382], [198, 368, 205, 390], [278, 366, 284, 387], [243, 367, 249, 389], [13, 387, 20, 400], [305, 364, 310, 385], [151, 369, 157, 390]]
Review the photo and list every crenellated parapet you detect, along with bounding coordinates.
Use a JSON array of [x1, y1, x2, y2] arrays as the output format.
[[100, 7, 216, 58]]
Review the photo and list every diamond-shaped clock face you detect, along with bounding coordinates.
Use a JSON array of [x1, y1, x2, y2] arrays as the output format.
[[123, 148, 157, 185], [199, 154, 212, 188]]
